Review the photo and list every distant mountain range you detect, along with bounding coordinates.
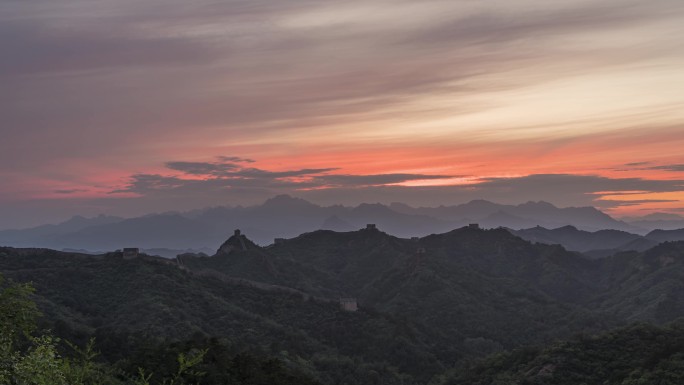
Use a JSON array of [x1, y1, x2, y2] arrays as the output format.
[[509, 225, 684, 258], [621, 212, 684, 231], [1, 195, 681, 253]]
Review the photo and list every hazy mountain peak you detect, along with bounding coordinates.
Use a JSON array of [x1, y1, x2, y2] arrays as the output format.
[[321, 215, 354, 231], [627, 212, 684, 221], [352, 203, 394, 214], [518, 200, 556, 209], [262, 194, 318, 209], [61, 214, 122, 225], [63, 215, 87, 222], [388, 202, 414, 211], [463, 199, 499, 207], [645, 228, 684, 242], [512, 224, 655, 254], [555, 225, 579, 232]]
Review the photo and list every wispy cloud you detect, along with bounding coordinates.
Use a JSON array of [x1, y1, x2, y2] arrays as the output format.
[[3, 0, 683, 170], [53, 189, 88, 195], [112, 157, 456, 195], [1, 0, 684, 227], [614, 162, 684, 173], [217, 156, 255, 163], [596, 199, 681, 208], [313, 173, 458, 187], [111, 160, 684, 215], [625, 162, 652, 167], [648, 164, 684, 172], [165, 161, 242, 176]]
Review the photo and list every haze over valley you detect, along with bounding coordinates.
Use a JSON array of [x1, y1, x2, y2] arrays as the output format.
[[4, 195, 684, 256]]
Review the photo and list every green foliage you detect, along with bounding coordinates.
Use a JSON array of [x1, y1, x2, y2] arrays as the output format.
[[123, 337, 320, 385], [134, 349, 206, 385], [0, 248, 444, 384], [11, 335, 66, 385], [0, 274, 40, 343], [446, 322, 684, 385], [1, 272, 319, 385], [1, 274, 116, 385], [3, 234, 684, 384], [0, 277, 65, 385]]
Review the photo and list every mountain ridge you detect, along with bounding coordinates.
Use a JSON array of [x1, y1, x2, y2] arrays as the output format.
[[0, 195, 678, 252], [4, 226, 684, 383]]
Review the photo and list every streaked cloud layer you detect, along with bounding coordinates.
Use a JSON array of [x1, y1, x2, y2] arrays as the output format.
[[1, 0, 684, 227]]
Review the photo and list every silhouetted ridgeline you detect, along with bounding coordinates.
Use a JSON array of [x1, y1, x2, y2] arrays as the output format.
[[5, 195, 682, 251], [3, 225, 684, 383]]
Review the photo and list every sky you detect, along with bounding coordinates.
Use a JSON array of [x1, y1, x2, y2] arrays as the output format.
[[2, 0, 684, 229]]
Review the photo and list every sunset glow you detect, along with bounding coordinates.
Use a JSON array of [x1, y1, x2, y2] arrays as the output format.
[[2, 0, 684, 228]]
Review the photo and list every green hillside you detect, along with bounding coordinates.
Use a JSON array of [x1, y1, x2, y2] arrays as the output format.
[[2, 227, 684, 383], [186, 227, 619, 349], [446, 321, 684, 385], [0, 247, 444, 384]]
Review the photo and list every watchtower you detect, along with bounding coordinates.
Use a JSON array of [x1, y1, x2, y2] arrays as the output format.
[[122, 248, 139, 259], [339, 298, 358, 312]]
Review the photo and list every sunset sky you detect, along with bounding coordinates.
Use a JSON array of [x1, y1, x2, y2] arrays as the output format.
[[2, 0, 684, 229]]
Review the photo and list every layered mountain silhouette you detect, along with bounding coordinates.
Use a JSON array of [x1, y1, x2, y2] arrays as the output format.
[[3, 226, 684, 383], [1, 195, 681, 253], [621, 212, 684, 231], [645, 228, 684, 243], [180, 226, 684, 339], [511, 225, 684, 258], [388, 199, 632, 231]]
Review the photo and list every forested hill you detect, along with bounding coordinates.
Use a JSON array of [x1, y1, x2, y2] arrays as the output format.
[[2, 226, 684, 383], [0, 247, 446, 385], [445, 321, 684, 384], [185, 226, 684, 338]]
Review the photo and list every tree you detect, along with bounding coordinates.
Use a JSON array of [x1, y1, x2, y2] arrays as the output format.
[[1, 274, 42, 383], [0, 275, 117, 385]]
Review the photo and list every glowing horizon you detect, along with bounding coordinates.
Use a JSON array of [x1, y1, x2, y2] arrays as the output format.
[[1, 0, 684, 228]]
